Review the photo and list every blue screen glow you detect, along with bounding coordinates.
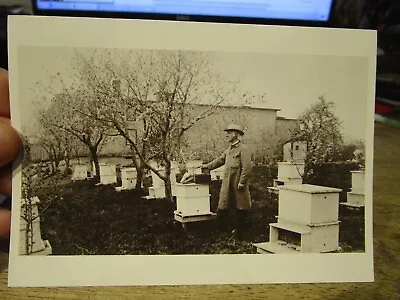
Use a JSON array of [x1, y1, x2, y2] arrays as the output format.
[[35, 0, 333, 22]]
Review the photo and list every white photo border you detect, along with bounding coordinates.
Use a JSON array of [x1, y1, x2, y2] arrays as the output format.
[[7, 15, 376, 287]]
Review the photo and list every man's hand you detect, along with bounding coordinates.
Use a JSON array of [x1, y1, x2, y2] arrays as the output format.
[[0, 68, 23, 239]]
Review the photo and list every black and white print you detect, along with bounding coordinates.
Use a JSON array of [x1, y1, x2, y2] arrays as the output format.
[[7, 16, 376, 286]]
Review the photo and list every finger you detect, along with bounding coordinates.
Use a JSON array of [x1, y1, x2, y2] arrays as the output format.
[[0, 117, 22, 167], [0, 208, 11, 240], [0, 164, 12, 196], [0, 68, 9, 118]]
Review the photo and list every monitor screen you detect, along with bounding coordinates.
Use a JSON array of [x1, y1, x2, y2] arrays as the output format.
[[33, 0, 334, 24]]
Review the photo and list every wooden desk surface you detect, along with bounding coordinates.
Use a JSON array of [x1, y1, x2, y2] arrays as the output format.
[[0, 122, 399, 299]]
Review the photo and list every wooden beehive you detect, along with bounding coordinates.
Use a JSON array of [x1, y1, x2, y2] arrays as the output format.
[[283, 141, 307, 162], [148, 186, 166, 199], [72, 164, 89, 181], [278, 184, 342, 225], [351, 170, 365, 194], [254, 184, 342, 254], [150, 167, 177, 188], [277, 162, 305, 181], [174, 183, 209, 198], [273, 177, 303, 187], [342, 170, 365, 207], [99, 164, 117, 185], [121, 167, 137, 189], [19, 197, 52, 255], [146, 166, 178, 199], [175, 183, 211, 217], [255, 220, 340, 253], [346, 192, 365, 206]]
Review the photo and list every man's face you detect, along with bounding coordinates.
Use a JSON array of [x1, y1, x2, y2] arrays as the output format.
[[226, 130, 238, 143]]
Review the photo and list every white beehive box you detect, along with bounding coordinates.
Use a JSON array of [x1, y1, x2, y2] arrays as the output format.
[[268, 174, 302, 196], [174, 183, 209, 198], [277, 162, 304, 180], [121, 167, 137, 189], [150, 167, 177, 188], [174, 184, 211, 216], [340, 170, 365, 208], [273, 177, 303, 187], [72, 164, 89, 181], [254, 220, 340, 253], [211, 165, 225, 181], [151, 168, 165, 188], [148, 186, 166, 199], [99, 164, 117, 185], [19, 197, 52, 255], [147, 185, 177, 199], [283, 141, 307, 162], [351, 170, 365, 194], [278, 184, 342, 225], [176, 195, 211, 217], [347, 192, 365, 206]]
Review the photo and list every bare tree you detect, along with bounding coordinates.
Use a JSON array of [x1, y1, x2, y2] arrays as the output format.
[[70, 49, 244, 200], [39, 91, 108, 182], [35, 123, 66, 175]]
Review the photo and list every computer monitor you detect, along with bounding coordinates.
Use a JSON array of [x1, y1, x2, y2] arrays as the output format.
[[31, 0, 335, 27]]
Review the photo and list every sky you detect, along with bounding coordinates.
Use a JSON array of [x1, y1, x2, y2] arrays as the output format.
[[17, 46, 370, 142]]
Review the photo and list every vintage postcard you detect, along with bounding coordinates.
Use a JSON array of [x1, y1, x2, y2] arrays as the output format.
[[7, 15, 376, 287]]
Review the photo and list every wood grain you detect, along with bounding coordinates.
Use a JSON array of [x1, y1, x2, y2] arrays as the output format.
[[0, 122, 399, 299]]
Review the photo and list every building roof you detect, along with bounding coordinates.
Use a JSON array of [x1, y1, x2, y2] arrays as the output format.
[[194, 103, 281, 111], [277, 116, 298, 121]]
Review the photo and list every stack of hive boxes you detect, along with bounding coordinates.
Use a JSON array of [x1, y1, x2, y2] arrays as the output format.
[[20, 197, 52, 256], [115, 167, 138, 191], [147, 164, 178, 199], [99, 163, 117, 185], [268, 141, 306, 195], [254, 184, 342, 254], [72, 164, 89, 181], [341, 170, 365, 208], [174, 183, 211, 217]]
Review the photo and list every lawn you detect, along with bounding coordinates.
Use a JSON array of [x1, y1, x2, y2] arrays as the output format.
[[33, 165, 365, 255]]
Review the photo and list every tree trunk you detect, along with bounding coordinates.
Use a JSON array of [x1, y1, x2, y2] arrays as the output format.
[[136, 162, 145, 190], [89, 146, 100, 183], [49, 156, 55, 174], [130, 151, 144, 190], [164, 176, 173, 202], [64, 148, 71, 175], [54, 154, 62, 173], [164, 160, 173, 202]]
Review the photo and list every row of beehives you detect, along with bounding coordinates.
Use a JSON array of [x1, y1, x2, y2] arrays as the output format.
[[71, 160, 225, 193], [267, 161, 366, 208], [18, 159, 220, 256]]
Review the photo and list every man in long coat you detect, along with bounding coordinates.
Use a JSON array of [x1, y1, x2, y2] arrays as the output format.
[[202, 124, 253, 239]]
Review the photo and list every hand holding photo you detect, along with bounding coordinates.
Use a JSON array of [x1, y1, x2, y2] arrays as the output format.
[[7, 15, 376, 287]]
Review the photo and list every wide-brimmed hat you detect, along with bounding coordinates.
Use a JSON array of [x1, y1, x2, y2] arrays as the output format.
[[224, 123, 244, 135]]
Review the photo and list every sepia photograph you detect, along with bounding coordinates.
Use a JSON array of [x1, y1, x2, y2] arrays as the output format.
[[17, 47, 368, 257], [7, 16, 376, 286]]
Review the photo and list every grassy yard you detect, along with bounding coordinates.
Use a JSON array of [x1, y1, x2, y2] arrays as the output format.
[[33, 165, 365, 255]]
